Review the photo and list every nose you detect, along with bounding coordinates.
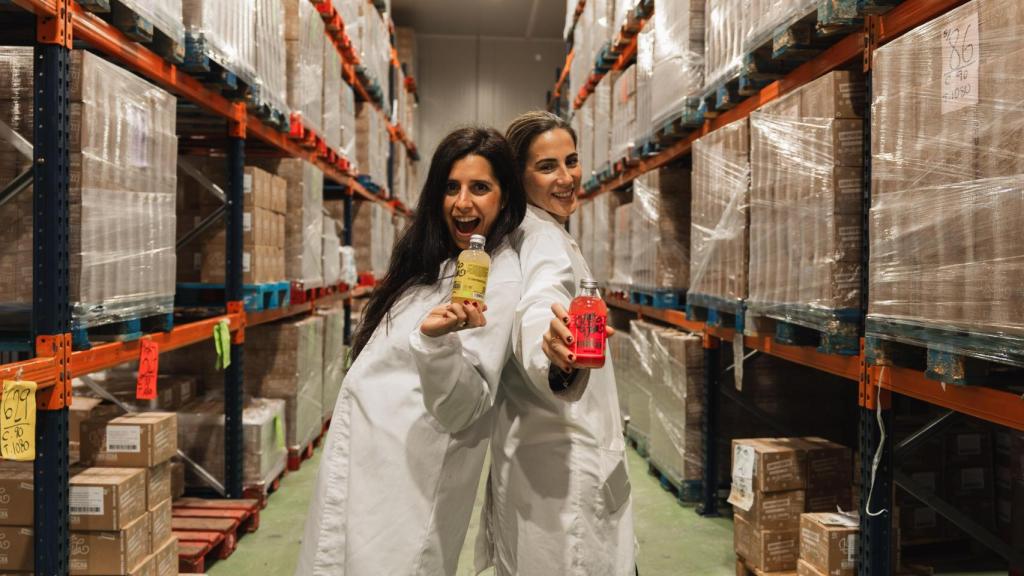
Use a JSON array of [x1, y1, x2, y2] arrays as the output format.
[[454, 186, 474, 211], [555, 164, 573, 186]]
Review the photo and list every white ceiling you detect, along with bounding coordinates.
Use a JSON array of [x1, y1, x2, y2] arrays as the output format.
[[391, 0, 566, 39]]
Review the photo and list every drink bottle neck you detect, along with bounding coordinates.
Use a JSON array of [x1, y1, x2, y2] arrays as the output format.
[[579, 286, 600, 298]]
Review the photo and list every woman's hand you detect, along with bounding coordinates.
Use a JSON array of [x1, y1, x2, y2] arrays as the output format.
[[543, 303, 616, 371], [420, 301, 487, 337]]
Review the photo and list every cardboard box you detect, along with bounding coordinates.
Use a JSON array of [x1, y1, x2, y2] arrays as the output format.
[[735, 490, 805, 532], [170, 460, 185, 500], [945, 429, 993, 468], [0, 525, 32, 571], [801, 438, 853, 493], [731, 438, 807, 495], [799, 513, 858, 576], [799, 71, 866, 119], [0, 463, 33, 525], [70, 467, 146, 531], [127, 552, 155, 576], [70, 513, 149, 575], [145, 462, 172, 509], [148, 499, 172, 554], [152, 536, 178, 576], [734, 513, 799, 572], [81, 413, 177, 468], [244, 166, 273, 211], [797, 558, 827, 576]]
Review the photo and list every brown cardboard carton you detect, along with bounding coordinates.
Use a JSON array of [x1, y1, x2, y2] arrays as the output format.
[[731, 438, 807, 495], [145, 462, 171, 509], [70, 467, 146, 531], [127, 552, 155, 576], [170, 460, 185, 500], [0, 463, 33, 525], [271, 175, 287, 214], [69, 397, 118, 445], [0, 526, 32, 571], [244, 166, 272, 211], [801, 438, 853, 493], [148, 499, 172, 554], [152, 536, 178, 576], [797, 558, 827, 576], [945, 429, 993, 468], [81, 413, 177, 468], [799, 513, 858, 576], [735, 513, 799, 572], [735, 490, 805, 532], [799, 71, 865, 119], [70, 513, 149, 575]]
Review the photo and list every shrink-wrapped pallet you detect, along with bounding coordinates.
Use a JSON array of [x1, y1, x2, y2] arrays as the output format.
[[610, 64, 637, 163], [636, 27, 654, 145], [351, 2, 391, 107], [593, 74, 613, 173], [569, 0, 592, 103], [118, 0, 185, 46], [356, 102, 387, 186], [284, 0, 325, 135], [869, 0, 1024, 362], [630, 167, 691, 291], [650, 0, 704, 128], [340, 84, 358, 162], [690, 119, 750, 305], [183, 0, 257, 84], [319, 305, 347, 421], [254, 0, 287, 114], [580, 98, 596, 179], [245, 316, 324, 452], [178, 395, 287, 489], [611, 322, 632, 423], [262, 158, 323, 288], [0, 49, 177, 331], [589, 193, 618, 286], [370, 203, 395, 278], [611, 203, 633, 287], [624, 319, 658, 443], [648, 329, 705, 486], [748, 72, 865, 332], [322, 39, 343, 153], [322, 217, 342, 286]]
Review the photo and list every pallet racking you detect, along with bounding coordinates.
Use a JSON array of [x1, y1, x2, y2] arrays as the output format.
[[0, 0, 405, 572], [554, 0, 1024, 572]]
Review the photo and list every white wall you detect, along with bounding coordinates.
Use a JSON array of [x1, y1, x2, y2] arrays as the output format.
[[415, 34, 566, 191]]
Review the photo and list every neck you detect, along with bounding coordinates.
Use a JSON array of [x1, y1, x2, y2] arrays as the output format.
[[529, 203, 567, 225]]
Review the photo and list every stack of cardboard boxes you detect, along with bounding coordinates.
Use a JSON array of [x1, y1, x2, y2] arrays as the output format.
[[72, 412, 178, 575], [319, 305, 348, 422], [797, 513, 859, 576], [283, 0, 325, 137], [630, 167, 691, 293], [730, 437, 853, 573], [178, 164, 287, 285], [0, 462, 34, 572]]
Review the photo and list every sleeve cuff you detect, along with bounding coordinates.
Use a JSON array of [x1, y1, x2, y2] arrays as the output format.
[[546, 365, 590, 402], [409, 329, 460, 355]]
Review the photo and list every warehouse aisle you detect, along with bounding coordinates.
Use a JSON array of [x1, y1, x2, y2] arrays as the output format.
[[209, 446, 736, 575]]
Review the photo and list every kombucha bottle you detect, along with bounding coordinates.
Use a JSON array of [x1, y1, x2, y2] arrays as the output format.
[[452, 234, 490, 305], [570, 278, 608, 368]]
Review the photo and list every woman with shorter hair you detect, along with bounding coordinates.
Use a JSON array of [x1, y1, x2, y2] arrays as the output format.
[[475, 111, 635, 576], [295, 127, 526, 576]]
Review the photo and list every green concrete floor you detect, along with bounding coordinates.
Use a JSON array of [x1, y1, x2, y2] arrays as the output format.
[[205, 444, 1009, 575], [207, 446, 736, 575]]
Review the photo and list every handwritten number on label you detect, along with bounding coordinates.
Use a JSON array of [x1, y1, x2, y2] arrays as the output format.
[[136, 340, 159, 400], [1, 380, 37, 461]]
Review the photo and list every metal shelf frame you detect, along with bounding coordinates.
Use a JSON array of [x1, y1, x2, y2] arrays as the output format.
[[0, 1, 387, 572]]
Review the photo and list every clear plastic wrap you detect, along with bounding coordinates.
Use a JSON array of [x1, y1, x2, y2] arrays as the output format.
[[284, 0, 325, 135], [748, 72, 865, 331], [322, 217, 342, 286], [612, 202, 633, 287], [177, 394, 288, 488], [593, 74, 613, 172], [610, 64, 637, 163], [254, 0, 288, 114], [0, 49, 177, 329], [690, 118, 750, 304], [569, 1, 592, 103], [319, 304, 347, 421], [274, 159, 324, 288], [624, 319, 657, 442], [370, 202, 395, 278], [613, 0, 635, 33], [352, 2, 392, 109], [119, 0, 185, 46], [610, 322, 632, 423], [869, 0, 1024, 363], [340, 84, 358, 161], [636, 27, 653, 142], [630, 167, 691, 290], [580, 98, 596, 178], [648, 328, 705, 484], [322, 37, 343, 153], [650, 0, 704, 128], [589, 192, 617, 285], [245, 315, 324, 450], [183, 0, 257, 84], [356, 102, 387, 185]]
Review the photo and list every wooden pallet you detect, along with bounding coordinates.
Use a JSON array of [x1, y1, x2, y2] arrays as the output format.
[[176, 281, 292, 312], [646, 459, 703, 505], [687, 293, 746, 333], [747, 305, 861, 355], [630, 288, 686, 310], [287, 435, 317, 472], [173, 497, 260, 574], [624, 424, 649, 459], [865, 318, 1024, 387], [241, 462, 288, 510], [183, 32, 254, 101], [72, 311, 174, 350], [289, 281, 341, 306], [78, 0, 184, 64], [734, 556, 796, 576]]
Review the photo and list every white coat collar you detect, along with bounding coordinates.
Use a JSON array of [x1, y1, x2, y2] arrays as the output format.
[[526, 204, 568, 229]]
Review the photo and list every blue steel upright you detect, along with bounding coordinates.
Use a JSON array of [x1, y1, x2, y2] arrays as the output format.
[[223, 135, 246, 498]]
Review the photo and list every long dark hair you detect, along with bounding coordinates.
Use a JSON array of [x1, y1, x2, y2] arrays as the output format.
[[504, 111, 577, 175], [351, 127, 526, 359]]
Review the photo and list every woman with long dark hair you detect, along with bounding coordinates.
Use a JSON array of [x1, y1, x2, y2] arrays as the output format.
[[295, 127, 526, 576], [474, 111, 635, 575]]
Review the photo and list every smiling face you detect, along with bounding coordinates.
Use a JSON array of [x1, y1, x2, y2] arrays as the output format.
[[522, 128, 581, 224], [443, 154, 503, 250]]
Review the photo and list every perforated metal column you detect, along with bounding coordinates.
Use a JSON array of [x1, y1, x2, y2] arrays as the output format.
[[858, 406, 893, 575], [698, 342, 720, 517], [223, 136, 245, 498]]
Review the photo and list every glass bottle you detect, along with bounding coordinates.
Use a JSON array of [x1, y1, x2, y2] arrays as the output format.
[[451, 234, 490, 305], [569, 278, 607, 368]]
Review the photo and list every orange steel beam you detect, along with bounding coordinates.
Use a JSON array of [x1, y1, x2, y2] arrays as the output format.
[[248, 301, 312, 327], [550, 49, 575, 100], [606, 298, 704, 333], [0, 357, 59, 389], [71, 312, 244, 377], [9, 0, 57, 16], [876, 0, 972, 46], [869, 364, 1024, 432]]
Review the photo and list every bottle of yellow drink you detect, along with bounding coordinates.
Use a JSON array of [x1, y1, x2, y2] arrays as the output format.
[[452, 234, 490, 305]]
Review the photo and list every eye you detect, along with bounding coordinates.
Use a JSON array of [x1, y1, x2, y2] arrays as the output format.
[[537, 162, 556, 172], [445, 181, 460, 195], [472, 182, 492, 194], [566, 155, 579, 168]]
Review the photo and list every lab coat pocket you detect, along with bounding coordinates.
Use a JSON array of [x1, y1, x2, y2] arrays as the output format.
[[599, 456, 631, 518]]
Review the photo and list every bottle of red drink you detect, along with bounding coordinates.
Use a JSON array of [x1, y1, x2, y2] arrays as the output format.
[[569, 278, 607, 369]]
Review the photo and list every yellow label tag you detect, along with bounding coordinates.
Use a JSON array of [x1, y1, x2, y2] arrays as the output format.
[[452, 262, 489, 302], [1, 380, 37, 461], [274, 416, 285, 449]]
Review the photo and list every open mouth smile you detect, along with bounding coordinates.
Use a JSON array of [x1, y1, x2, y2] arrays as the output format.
[[453, 216, 481, 235]]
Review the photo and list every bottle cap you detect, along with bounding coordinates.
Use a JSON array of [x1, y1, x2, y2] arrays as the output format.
[[580, 278, 599, 289], [468, 234, 486, 249]]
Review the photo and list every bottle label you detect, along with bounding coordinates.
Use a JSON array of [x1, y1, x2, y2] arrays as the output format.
[[452, 262, 489, 302], [572, 312, 606, 357]]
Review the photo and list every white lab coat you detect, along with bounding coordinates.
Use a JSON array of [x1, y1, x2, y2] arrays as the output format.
[[295, 244, 521, 576], [477, 206, 635, 576]]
